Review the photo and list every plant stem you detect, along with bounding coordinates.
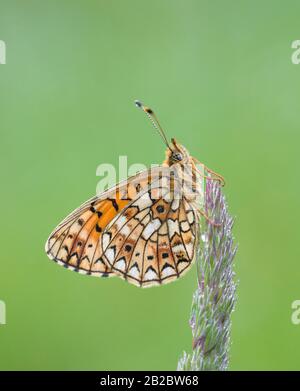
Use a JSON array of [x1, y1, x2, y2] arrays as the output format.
[[177, 181, 237, 371]]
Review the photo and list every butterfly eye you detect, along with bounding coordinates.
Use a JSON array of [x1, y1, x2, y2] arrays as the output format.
[[172, 152, 183, 161]]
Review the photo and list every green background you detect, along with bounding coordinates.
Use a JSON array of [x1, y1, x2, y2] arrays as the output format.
[[1, 0, 299, 370]]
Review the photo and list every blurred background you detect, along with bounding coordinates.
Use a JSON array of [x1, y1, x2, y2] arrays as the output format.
[[1, 0, 300, 370]]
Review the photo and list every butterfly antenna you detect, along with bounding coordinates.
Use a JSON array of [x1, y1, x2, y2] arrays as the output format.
[[135, 100, 171, 150]]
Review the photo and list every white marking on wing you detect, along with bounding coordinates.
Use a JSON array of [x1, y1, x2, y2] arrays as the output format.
[[120, 224, 131, 236], [132, 192, 153, 209], [180, 221, 190, 232], [136, 208, 149, 221], [171, 198, 180, 211], [128, 265, 140, 279], [115, 215, 127, 229], [168, 219, 180, 237], [161, 266, 176, 278], [105, 247, 115, 263], [187, 211, 194, 224], [185, 242, 194, 259], [115, 257, 126, 271], [144, 268, 158, 281], [102, 233, 111, 250], [142, 218, 161, 240]]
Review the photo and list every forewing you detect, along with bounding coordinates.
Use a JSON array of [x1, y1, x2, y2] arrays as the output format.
[[45, 194, 130, 276], [45, 167, 171, 277]]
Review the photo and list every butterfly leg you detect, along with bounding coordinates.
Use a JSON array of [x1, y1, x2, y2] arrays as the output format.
[[192, 158, 225, 187], [197, 207, 223, 227]]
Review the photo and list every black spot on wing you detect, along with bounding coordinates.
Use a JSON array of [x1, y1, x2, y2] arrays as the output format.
[[111, 199, 119, 212]]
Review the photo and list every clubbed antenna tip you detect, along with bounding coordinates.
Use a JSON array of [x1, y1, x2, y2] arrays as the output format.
[[134, 100, 143, 109], [133, 100, 169, 148]]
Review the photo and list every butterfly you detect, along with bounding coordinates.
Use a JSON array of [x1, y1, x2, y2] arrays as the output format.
[[45, 101, 224, 288]]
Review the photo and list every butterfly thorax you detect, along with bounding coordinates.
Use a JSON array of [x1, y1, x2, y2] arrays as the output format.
[[162, 140, 204, 207]]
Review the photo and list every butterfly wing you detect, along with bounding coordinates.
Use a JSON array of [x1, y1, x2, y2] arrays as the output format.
[[45, 196, 129, 276], [45, 167, 172, 277], [101, 173, 199, 287]]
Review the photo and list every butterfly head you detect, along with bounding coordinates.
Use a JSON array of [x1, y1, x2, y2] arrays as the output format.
[[164, 138, 191, 166]]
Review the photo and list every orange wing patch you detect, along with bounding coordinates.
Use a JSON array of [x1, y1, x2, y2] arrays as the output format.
[[45, 193, 130, 276]]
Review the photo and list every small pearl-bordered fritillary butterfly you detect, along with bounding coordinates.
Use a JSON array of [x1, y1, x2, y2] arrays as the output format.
[[45, 101, 224, 287]]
